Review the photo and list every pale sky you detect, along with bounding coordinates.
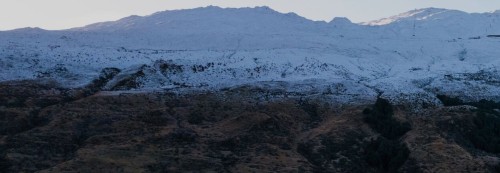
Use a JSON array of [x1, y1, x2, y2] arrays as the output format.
[[1, 0, 500, 31]]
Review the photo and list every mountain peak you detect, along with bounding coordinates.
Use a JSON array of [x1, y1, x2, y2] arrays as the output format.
[[72, 6, 320, 33], [330, 17, 352, 24], [412, 7, 449, 13], [8, 27, 46, 32], [329, 17, 355, 28], [362, 7, 465, 25]]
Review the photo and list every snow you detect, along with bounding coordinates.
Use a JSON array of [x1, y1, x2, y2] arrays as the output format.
[[0, 6, 499, 104]]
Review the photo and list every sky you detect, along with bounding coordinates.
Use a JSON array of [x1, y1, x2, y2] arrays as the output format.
[[1, 0, 500, 31]]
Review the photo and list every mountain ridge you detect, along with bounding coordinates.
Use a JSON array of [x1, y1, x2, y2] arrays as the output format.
[[70, 6, 325, 33], [0, 6, 499, 106], [2, 6, 500, 33]]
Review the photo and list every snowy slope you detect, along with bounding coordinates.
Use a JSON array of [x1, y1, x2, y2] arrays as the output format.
[[68, 6, 330, 50], [0, 6, 499, 105], [363, 8, 500, 38]]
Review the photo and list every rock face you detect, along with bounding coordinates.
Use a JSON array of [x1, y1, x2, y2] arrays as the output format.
[[0, 81, 499, 173]]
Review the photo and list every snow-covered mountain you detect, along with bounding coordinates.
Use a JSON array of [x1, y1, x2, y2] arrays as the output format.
[[363, 8, 500, 38], [1, 6, 499, 106]]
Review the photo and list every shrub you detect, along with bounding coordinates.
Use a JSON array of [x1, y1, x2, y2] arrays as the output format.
[[364, 138, 410, 173], [468, 111, 500, 153], [0, 157, 10, 172], [364, 98, 411, 140], [169, 128, 197, 143], [436, 95, 464, 106], [362, 108, 372, 115], [187, 110, 204, 124], [471, 99, 500, 110], [437, 95, 500, 110], [437, 95, 500, 153], [298, 100, 319, 118]]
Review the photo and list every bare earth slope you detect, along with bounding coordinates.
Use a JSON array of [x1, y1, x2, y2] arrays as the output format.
[[0, 81, 499, 172]]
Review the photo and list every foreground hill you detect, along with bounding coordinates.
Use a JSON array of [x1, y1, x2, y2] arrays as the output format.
[[0, 82, 499, 172]]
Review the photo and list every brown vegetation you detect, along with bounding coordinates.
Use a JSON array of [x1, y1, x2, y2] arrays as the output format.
[[0, 82, 498, 172]]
